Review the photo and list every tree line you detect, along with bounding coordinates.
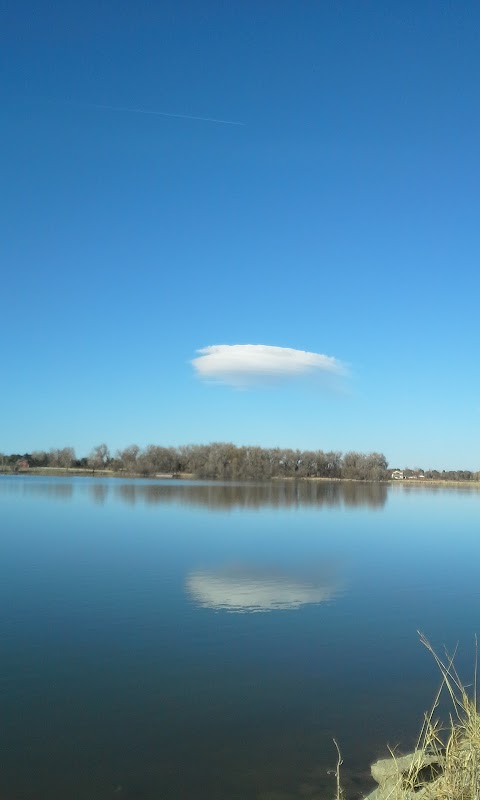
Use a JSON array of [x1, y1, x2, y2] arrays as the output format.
[[0, 442, 478, 482], [2, 444, 387, 479]]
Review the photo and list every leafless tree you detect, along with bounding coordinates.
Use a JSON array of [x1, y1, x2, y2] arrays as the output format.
[[115, 444, 140, 473], [88, 443, 110, 473]]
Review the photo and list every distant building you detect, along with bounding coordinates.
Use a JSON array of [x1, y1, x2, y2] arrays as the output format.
[[15, 458, 29, 472], [391, 469, 425, 480]]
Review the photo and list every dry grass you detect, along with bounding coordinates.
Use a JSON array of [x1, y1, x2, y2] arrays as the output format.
[[335, 635, 480, 800], [410, 633, 480, 800]]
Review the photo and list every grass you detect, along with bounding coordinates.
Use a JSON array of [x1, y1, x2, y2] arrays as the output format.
[[409, 633, 480, 800], [336, 634, 480, 800]]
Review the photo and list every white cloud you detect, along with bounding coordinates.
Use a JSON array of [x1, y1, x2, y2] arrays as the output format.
[[192, 344, 346, 387]]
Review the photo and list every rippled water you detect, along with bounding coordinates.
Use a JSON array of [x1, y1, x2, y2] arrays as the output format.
[[1, 476, 480, 800]]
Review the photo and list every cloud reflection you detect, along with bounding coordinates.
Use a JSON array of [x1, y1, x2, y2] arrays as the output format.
[[186, 566, 341, 613]]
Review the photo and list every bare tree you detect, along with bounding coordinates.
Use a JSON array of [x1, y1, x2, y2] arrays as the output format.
[[46, 447, 76, 469], [88, 443, 110, 473], [115, 445, 140, 473], [31, 450, 49, 467]]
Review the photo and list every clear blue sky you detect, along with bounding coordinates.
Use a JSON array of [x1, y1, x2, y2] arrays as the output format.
[[2, 1, 479, 469]]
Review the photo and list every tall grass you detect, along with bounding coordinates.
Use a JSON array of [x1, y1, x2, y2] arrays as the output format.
[[336, 635, 480, 800], [409, 633, 480, 800]]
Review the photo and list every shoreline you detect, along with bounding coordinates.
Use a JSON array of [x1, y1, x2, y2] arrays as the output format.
[[1, 468, 479, 487]]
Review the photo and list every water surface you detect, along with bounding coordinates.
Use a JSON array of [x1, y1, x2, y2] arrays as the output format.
[[1, 476, 480, 800]]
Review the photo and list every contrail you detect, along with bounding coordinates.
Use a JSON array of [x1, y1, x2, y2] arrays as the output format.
[[75, 101, 245, 127]]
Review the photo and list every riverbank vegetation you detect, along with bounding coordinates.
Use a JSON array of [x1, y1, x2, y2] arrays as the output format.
[[358, 635, 480, 800], [1, 443, 479, 482]]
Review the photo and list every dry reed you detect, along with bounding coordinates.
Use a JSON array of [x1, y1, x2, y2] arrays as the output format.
[[335, 634, 480, 800]]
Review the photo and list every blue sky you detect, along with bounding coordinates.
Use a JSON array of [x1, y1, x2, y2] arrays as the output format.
[[2, 0, 479, 469]]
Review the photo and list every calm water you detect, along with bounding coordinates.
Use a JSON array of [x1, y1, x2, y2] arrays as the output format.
[[1, 476, 480, 800]]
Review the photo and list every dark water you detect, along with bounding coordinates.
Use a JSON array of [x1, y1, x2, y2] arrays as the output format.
[[1, 476, 480, 800]]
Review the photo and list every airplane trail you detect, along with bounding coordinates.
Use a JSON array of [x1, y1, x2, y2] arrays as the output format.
[[78, 102, 245, 127]]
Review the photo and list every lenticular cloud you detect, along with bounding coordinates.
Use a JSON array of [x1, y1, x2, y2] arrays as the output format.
[[192, 344, 345, 387]]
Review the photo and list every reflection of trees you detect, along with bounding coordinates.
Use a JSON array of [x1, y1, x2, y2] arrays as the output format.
[[44, 482, 74, 501], [113, 480, 388, 510], [4, 477, 480, 509], [115, 483, 137, 505], [341, 481, 387, 508], [0, 479, 74, 501], [88, 483, 109, 505], [394, 482, 480, 497]]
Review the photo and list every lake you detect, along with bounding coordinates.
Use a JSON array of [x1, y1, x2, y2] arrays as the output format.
[[1, 476, 480, 800]]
